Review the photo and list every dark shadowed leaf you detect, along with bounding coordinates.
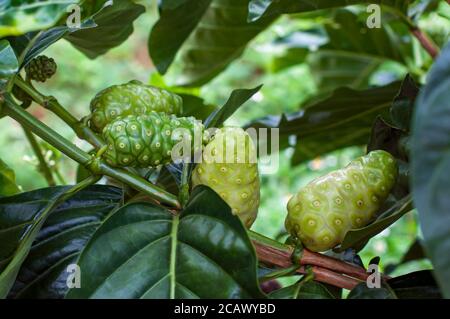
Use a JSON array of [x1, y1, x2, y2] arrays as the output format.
[[387, 270, 441, 299], [385, 240, 426, 274], [0, 184, 113, 298], [411, 43, 450, 298], [8, 186, 122, 298], [66, 186, 264, 299], [348, 281, 396, 299]]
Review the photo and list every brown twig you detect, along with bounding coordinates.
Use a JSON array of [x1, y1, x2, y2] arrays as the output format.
[[253, 241, 363, 290], [410, 27, 440, 59]]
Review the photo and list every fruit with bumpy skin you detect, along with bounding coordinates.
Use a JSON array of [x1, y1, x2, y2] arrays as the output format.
[[102, 112, 203, 168], [192, 127, 260, 228], [25, 55, 57, 82], [90, 80, 183, 133], [285, 150, 398, 252]]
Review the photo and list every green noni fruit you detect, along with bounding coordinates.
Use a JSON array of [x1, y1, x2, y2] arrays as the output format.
[[191, 127, 260, 228], [90, 80, 183, 133], [285, 150, 398, 252], [102, 112, 203, 168]]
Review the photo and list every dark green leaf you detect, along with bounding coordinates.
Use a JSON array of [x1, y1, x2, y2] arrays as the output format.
[[149, 0, 212, 74], [152, 0, 276, 86], [248, 0, 410, 22], [0, 184, 110, 298], [246, 81, 401, 164], [348, 281, 397, 299], [270, 280, 335, 299], [389, 74, 419, 132], [65, 0, 145, 59], [387, 270, 441, 299], [0, 0, 75, 37], [411, 43, 450, 298], [0, 40, 18, 92], [205, 85, 262, 128], [8, 185, 122, 298], [0, 158, 20, 197], [66, 186, 264, 298], [336, 195, 413, 252], [180, 93, 217, 121]]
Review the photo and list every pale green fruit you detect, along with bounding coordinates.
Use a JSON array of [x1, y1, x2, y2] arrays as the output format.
[[285, 150, 398, 252], [192, 127, 260, 228]]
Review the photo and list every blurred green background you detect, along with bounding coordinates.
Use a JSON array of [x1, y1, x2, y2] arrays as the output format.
[[0, 2, 436, 278]]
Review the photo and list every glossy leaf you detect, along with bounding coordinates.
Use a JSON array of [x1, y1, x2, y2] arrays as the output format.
[[336, 195, 413, 252], [248, 0, 410, 22], [0, 158, 20, 197], [8, 186, 122, 298], [66, 186, 264, 299], [0, 40, 18, 92], [0, 0, 75, 37], [246, 81, 401, 164], [205, 85, 262, 128], [0, 183, 106, 298], [411, 43, 450, 298]]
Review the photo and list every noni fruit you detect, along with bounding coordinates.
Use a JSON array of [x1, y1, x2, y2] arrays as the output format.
[[25, 55, 57, 82], [285, 150, 398, 252], [102, 112, 203, 168], [90, 80, 183, 132], [191, 127, 260, 228]]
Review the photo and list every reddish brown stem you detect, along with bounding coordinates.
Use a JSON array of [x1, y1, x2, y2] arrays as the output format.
[[253, 241, 363, 290], [410, 27, 439, 59], [301, 249, 370, 281]]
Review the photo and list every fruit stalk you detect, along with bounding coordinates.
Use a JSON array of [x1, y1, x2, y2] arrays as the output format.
[[248, 231, 387, 290]]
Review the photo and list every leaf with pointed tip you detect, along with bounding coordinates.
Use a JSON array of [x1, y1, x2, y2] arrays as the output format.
[[66, 186, 264, 299], [205, 85, 262, 128]]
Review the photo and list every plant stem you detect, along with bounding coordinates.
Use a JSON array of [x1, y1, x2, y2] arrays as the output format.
[[410, 27, 439, 59], [3, 96, 181, 208], [13, 76, 105, 148], [22, 127, 56, 186], [179, 163, 191, 207], [383, 5, 440, 59], [249, 231, 375, 290]]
